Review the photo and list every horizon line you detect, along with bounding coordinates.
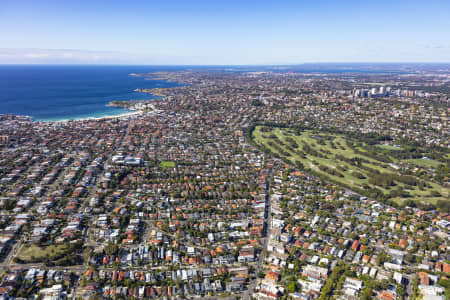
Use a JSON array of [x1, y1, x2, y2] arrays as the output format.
[[1, 62, 450, 67]]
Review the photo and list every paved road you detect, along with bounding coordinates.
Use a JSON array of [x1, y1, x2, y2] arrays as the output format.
[[246, 169, 272, 299]]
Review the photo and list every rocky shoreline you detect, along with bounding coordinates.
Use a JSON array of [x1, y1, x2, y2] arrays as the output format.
[[107, 100, 154, 112]]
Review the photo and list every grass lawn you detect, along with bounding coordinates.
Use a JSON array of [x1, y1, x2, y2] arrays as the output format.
[[160, 161, 176, 168], [18, 243, 70, 262], [253, 125, 449, 205], [376, 144, 403, 151], [407, 158, 443, 168]]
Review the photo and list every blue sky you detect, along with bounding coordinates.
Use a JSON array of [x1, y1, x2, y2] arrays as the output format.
[[1, 0, 449, 64]]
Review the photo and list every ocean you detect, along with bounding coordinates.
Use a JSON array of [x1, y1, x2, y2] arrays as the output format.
[[0, 65, 185, 121]]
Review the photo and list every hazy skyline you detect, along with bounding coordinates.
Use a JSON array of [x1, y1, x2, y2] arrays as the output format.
[[1, 0, 450, 65]]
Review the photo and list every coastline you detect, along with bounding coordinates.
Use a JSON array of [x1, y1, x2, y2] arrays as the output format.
[[32, 87, 164, 123], [1, 66, 183, 123], [33, 73, 175, 122], [35, 110, 143, 123]]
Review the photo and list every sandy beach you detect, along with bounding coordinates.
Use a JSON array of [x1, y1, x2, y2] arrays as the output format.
[[37, 110, 143, 123]]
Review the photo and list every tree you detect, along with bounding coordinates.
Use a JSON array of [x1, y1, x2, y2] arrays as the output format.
[[257, 271, 265, 279], [318, 265, 346, 300], [360, 287, 373, 300], [287, 281, 296, 293], [104, 243, 118, 256]]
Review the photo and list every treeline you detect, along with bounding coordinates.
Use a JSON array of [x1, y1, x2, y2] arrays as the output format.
[[267, 140, 291, 157], [367, 171, 426, 189], [302, 143, 326, 159], [354, 148, 393, 164], [317, 163, 344, 178], [318, 264, 348, 300]]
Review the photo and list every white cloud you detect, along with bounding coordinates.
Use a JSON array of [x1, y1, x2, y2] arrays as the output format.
[[0, 48, 137, 64], [25, 53, 51, 59], [0, 48, 243, 65]]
